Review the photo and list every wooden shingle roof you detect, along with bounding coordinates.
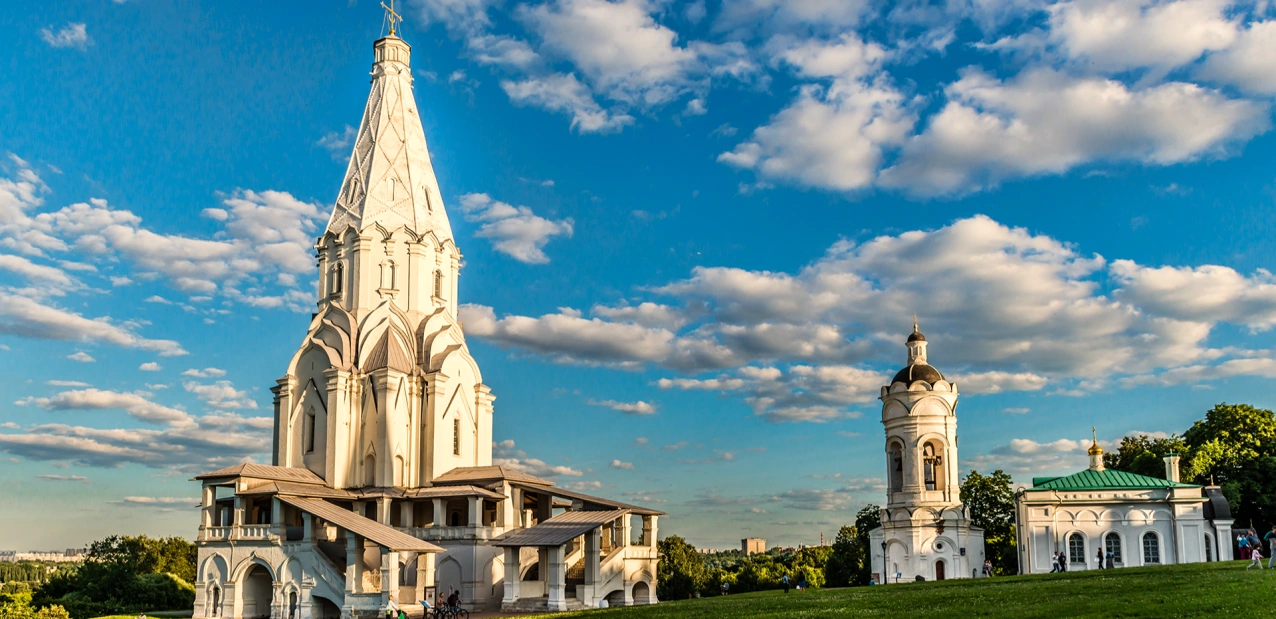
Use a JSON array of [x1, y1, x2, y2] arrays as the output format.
[[492, 510, 629, 547], [433, 465, 554, 487], [514, 483, 666, 516], [278, 496, 442, 553], [195, 463, 326, 484]]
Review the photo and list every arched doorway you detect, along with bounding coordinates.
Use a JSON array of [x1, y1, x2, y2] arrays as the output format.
[[241, 564, 274, 619], [632, 581, 651, 605], [935, 560, 946, 581]]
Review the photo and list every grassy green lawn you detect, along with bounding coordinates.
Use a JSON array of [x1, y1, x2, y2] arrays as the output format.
[[88, 612, 191, 619], [544, 561, 1264, 618]]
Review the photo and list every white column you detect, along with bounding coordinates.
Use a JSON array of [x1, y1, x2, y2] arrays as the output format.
[[379, 497, 393, 526], [619, 515, 633, 548], [202, 486, 216, 528], [346, 535, 361, 594], [546, 545, 566, 611], [585, 528, 601, 585], [467, 496, 481, 527], [417, 552, 435, 605], [433, 498, 446, 526], [502, 547, 521, 606], [233, 495, 246, 527], [303, 513, 314, 543], [381, 549, 400, 603]]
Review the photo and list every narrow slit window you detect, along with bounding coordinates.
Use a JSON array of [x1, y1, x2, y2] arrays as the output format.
[[453, 418, 461, 456]]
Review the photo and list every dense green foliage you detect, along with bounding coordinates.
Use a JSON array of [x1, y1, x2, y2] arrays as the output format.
[[0, 603, 71, 619], [0, 564, 69, 587], [26, 536, 196, 619], [960, 470, 1016, 575], [546, 560, 1258, 619], [655, 536, 836, 600], [1103, 402, 1276, 534]]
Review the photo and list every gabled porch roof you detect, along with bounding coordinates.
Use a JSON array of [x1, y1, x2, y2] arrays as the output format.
[[492, 509, 630, 547]]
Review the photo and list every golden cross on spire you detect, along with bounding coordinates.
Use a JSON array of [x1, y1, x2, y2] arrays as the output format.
[[913, 312, 918, 333], [1092, 426, 1097, 444], [382, 0, 403, 36]]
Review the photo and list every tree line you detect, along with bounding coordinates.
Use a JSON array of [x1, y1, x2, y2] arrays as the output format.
[[1, 535, 196, 619]]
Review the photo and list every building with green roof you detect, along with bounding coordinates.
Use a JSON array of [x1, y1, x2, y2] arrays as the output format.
[[1014, 433, 1233, 574]]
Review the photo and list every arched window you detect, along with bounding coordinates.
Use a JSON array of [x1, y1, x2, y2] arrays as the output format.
[[450, 510, 462, 527], [209, 586, 221, 617], [303, 407, 316, 454], [1204, 534, 1213, 562], [1068, 533, 1085, 564], [364, 454, 376, 487], [389, 177, 397, 201], [453, 418, 461, 456], [288, 591, 298, 619], [331, 262, 344, 296], [888, 442, 904, 493], [1142, 532, 1160, 564], [923, 443, 944, 491], [1105, 532, 1122, 564], [422, 185, 433, 212], [434, 270, 444, 299]]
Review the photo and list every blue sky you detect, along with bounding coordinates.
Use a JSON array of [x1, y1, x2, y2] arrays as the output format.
[[2, 0, 1276, 551]]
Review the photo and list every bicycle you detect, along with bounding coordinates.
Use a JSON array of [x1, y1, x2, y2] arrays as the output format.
[[428, 606, 468, 619]]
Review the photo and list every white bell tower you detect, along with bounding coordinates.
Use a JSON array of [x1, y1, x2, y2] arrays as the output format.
[[869, 319, 985, 584]]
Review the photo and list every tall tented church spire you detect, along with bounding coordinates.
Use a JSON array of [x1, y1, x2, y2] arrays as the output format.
[[326, 26, 453, 242]]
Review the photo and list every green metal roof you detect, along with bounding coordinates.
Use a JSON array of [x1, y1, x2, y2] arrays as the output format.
[[1030, 468, 1198, 491]]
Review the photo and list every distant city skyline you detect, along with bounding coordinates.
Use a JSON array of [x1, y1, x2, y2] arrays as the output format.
[[3, 1, 1276, 551]]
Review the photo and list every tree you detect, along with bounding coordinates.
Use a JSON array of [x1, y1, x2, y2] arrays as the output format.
[[822, 525, 861, 587], [960, 470, 1016, 575], [1184, 403, 1276, 533], [655, 536, 708, 600], [30, 535, 196, 618], [1104, 434, 1190, 479], [852, 505, 880, 585], [1183, 403, 1276, 483]]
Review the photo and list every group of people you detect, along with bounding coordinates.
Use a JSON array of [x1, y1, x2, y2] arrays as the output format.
[[779, 574, 809, 593], [1240, 527, 1276, 570], [1049, 549, 1118, 573], [383, 588, 463, 619]]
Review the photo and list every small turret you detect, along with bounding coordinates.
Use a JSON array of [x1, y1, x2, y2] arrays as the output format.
[[1088, 427, 1105, 472]]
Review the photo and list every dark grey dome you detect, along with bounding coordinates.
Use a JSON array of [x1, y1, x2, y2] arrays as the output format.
[[907, 330, 926, 343], [892, 363, 944, 385]]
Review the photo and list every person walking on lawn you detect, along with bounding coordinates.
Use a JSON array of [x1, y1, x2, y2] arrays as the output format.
[[1249, 544, 1265, 570], [782, 573, 791, 594], [1264, 527, 1276, 569], [1239, 532, 1251, 560]]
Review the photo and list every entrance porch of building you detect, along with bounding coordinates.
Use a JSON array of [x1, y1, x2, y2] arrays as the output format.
[[494, 510, 658, 612]]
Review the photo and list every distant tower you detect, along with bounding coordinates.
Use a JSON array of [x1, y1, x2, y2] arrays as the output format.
[[868, 319, 985, 583]]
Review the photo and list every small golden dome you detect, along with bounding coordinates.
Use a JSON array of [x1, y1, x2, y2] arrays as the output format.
[[1088, 441, 1103, 456]]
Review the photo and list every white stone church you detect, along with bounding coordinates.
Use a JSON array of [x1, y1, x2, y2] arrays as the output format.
[[190, 27, 661, 619], [1015, 438, 1234, 573], [869, 323, 986, 583]]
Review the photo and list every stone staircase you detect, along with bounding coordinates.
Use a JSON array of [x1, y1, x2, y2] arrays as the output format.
[[565, 557, 585, 598]]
